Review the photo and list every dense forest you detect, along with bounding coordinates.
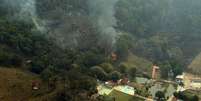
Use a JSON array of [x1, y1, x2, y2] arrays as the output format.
[[0, 0, 201, 100]]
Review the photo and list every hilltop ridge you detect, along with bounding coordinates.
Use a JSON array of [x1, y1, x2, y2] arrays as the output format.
[[188, 52, 201, 75]]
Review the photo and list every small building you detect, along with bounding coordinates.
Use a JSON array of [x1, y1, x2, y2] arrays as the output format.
[[118, 78, 129, 85], [176, 75, 184, 84], [190, 79, 201, 89], [152, 65, 160, 80], [180, 73, 201, 90], [105, 80, 117, 87]]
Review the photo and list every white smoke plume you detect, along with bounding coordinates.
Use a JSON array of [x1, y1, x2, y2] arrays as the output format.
[[2, 0, 45, 32], [88, 0, 119, 46], [2, 0, 119, 50]]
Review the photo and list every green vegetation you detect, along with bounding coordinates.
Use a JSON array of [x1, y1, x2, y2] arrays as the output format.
[[115, 0, 201, 76], [109, 90, 133, 101], [123, 52, 152, 78], [128, 68, 137, 80], [131, 96, 144, 101], [116, 34, 133, 59], [174, 91, 200, 101], [90, 66, 108, 81], [99, 63, 114, 73], [155, 91, 166, 101], [109, 71, 121, 82], [188, 52, 201, 75], [159, 61, 183, 79], [107, 90, 145, 101], [0, 17, 101, 100], [135, 86, 150, 98]]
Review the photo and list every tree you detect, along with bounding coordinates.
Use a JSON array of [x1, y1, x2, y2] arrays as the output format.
[[116, 34, 133, 59], [170, 61, 183, 77], [174, 91, 200, 101], [128, 67, 137, 79], [115, 0, 162, 37], [40, 66, 55, 81], [159, 61, 172, 79], [99, 63, 114, 73], [118, 63, 128, 74], [0, 48, 16, 66], [192, 95, 199, 101], [109, 71, 121, 82], [155, 91, 166, 101], [90, 66, 108, 81]]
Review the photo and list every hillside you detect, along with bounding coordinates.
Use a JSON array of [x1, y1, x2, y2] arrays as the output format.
[[188, 52, 201, 75], [0, 67, 41, 101], [123, 52, 152, 76]]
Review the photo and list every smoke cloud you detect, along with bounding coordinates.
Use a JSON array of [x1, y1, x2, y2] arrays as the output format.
[[88, 0, 119, 46], [2, 0, 45, 33], [20, 0, 46, 33], [1, 0, 119, 50]]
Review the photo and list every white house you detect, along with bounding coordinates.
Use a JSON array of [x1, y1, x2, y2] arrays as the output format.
[[190, 79, 201, 89]]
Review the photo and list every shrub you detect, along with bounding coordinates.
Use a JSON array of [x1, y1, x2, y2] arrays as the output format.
[[100, 63, 114, 73], [109, 71, 121, 82], [90, 66, 108, 81]]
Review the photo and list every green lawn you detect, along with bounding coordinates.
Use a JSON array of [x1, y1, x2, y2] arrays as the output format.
[[109, 90, 144, 101]]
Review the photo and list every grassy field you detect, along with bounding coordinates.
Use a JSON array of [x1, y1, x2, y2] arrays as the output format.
[[0, 67, 65, 101], [109, 90, 144, 101], [0, 67, 42, 101], [109, 90, 133, 101]]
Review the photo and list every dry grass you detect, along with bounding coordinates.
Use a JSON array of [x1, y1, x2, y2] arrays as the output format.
[[188, 52, 201, 75], [124, 52, 153, 76], [0, 67, 41, 101]]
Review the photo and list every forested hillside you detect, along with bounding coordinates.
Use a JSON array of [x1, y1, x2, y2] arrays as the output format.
[[114, 0, 201, 75], [115, 0, 201, 63], [188, 52, 201, 75], [0, 0, 201, 100]]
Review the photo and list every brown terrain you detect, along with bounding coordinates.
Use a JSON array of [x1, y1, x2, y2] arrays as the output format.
[[0, 67, 41, 101], [188, 52, 201, 76]]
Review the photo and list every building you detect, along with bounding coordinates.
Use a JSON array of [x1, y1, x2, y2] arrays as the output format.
[[118, 77, 129, 85], [176, 75, 184, 84], [152, 65, 160, 80], [179, 73, 201, 90], [190, 79, 201, 89]]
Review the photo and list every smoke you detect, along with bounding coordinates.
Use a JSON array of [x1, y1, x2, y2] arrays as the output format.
[[2, 0, 45, 33], [18, 0, 36, 18], [1, 0, 119, 50], [88, 0, 119, 46], [20, 0, 46, 33], [21, 0, 46, 32]]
